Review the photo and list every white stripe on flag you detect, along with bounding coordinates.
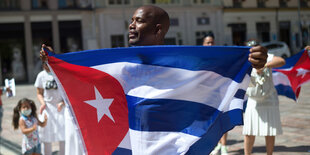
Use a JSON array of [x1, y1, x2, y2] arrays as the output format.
[[92, 62, 249, 112], [272, 71, 291, 86], [129, 129, 199, 155]]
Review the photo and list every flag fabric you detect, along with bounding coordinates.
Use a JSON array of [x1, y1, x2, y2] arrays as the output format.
[[46, 45, 252, 155], [272, 49, 310, 100]]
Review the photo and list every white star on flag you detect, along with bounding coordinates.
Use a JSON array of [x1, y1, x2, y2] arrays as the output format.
[[296, 68, 310, 78], [84, 86, 115, 123]]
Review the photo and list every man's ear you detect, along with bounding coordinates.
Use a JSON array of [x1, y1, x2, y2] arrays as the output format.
[[155, 24, 163, 36]]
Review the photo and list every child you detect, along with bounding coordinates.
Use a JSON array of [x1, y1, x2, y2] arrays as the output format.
[[12, 98, 47, 155]]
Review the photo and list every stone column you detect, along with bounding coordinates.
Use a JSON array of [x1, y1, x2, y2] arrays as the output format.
[[24, 15, 35, 83], [52, 14, 61, 53]]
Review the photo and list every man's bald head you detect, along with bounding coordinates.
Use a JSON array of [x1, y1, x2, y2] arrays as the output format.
[[128, 5, 170, 46], [140, 5, 170, 36]]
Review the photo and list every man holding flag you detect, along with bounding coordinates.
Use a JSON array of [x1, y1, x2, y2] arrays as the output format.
[[40, 5, 268, 155]]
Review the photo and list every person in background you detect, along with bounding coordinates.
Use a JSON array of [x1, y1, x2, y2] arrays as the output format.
[[203, 32, 215, 46], [0, 86, 11, 133], [34, 63, 65, 155], [243, 40, 286, 155], [12, 98, 47, 155], [203, 32, 228, 155]]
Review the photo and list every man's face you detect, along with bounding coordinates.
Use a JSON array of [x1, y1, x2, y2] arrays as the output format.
[[129, 8, 156, 46], [203, 36, 215, 46]]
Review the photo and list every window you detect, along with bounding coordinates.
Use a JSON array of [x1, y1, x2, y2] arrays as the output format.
[[111, 35, 125, 48], [32, 0, 48, 9], [229, 23, 246, 46], [58, 0, 91, 9], [170, 18, 179, 26], [192, 0, 210, 4], [279, 0, 288, 8], [147, 0, 181, 4], [233, 0, 242, 8], [59, 21, 83, 52], [197, 17, 209, 25], [301, 0, 309, 8], [257, 0, 265, 8], [0, 0, 20, 10], [0, 23, 27, 83], [164, 38, 177, 45], [256, 22, 270, 42], [108, 0, 130, 5]]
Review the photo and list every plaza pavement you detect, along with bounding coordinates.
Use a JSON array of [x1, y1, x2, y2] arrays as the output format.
[[0, 83, 309, 155]]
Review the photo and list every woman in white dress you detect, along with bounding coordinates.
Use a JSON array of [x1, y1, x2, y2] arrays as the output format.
[[35, 63, 65, 155], [243, 54, 285, 155]]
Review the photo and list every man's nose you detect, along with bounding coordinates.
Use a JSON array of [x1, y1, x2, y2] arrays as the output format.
[[129, 21, 135, 29]]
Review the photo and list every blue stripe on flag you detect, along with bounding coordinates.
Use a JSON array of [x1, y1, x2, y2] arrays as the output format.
[[234, 89, 246, 99], [126, 95, 240, 137], [186, 109, 243, 154], [112, 148, 132, 155], [275, 84, 296, 100]]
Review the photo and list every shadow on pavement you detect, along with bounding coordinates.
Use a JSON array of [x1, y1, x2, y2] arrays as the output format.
[[230, 145, 310, 154], [227, 139, 244, 145], [0, 136, 21, 154]]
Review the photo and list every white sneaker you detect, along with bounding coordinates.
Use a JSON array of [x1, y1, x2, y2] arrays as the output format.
[[210, 143, 221, 155], [221, 145, 228, 155]]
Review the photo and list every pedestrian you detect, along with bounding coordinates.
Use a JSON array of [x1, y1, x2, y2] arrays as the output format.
[[0, 86, 11, 133], [203, 32, 215, 46], [40, 5, 268, 154], [12, 98, 47, 155], [203, 32, 228, 155], [243, 44, 285, 155], [34, 62, 65, 155]]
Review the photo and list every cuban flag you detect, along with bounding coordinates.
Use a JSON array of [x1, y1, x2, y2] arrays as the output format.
[[45, 46, 252, 155], [273, 49, 310, 101]]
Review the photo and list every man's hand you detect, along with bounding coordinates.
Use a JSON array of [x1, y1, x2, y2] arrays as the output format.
[[249, 45, 268, 69], [305, 46, 310, 50], [40, 44, 53, 62]]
